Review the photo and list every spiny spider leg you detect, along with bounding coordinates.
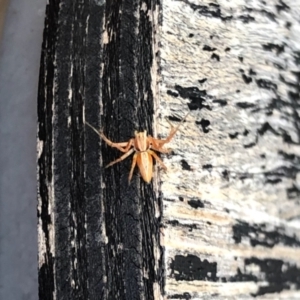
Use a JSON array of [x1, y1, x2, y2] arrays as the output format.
[[148, 150, 167, 170], [86, 122, 133, 153], [128, 153, 138, 183], [106, 148, 135, 168]]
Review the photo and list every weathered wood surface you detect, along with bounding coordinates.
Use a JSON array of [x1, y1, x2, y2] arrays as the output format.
[[160, 0, 300, 299], [37, 0, 300, 299], [37, 1, 163, 299]]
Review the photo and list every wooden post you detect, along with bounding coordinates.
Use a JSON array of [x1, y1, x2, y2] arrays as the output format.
[[37, 0, 300, 299]]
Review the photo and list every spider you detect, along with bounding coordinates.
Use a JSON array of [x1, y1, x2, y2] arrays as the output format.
[[86, 114, 188, 183]]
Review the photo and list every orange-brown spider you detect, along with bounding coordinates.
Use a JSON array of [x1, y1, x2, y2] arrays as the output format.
[[86, 114, 188, 183]]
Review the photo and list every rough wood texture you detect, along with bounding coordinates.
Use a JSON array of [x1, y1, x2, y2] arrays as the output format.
[[37, 1, 162, 299], [159, 0, 300, 299], [37, 0, 300, 299]]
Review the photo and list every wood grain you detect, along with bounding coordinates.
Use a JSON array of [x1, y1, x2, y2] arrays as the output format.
[[37, 0, 300, 299], [37, 1, 162, 299], [159, 0, 300, 299]]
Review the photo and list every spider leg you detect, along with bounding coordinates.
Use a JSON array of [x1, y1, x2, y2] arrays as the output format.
[[106, 148, 135, 168], [128, 153, 138, 183], [148, 137, 171, 153], [86, 122, 133, 153], [148, 150, 167, 170], [150, 112, 189, 148], [101, 132, 133, 153]]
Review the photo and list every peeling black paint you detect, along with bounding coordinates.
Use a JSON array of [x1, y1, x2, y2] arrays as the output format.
[[188, 3, 232, 21], [211, 53, 220, 61], [258, 122, 279, 136], [228, 268, 258, 282], [167, 90, 179, 97], [179, 196, 184, 201], [265, 178, 282, 184], [276, 0, 290, 13], [170, 254, 218, 281], [287, 184, 300, 200], [235, 164, 299, 183], [260, 9, 277, 23], [169, 115, 182, 122], [265, 96, 285, 116], [233, 220, 300, 248], [166, 220, 197, 232], [289, 88, 300, 104], [244, 7, 277, 22], [238, 173, 250, 180], [279, 74, 297, 88], [238, 56, 243, 62], [243, 142, 256, 148], [229, 132, 239, 139], [164, 198, 176, 203], [187, 199, 204, 209], [256, 78, 277, 91], [213, 99, 227, 106], [236, 102, 256, 109], [167, 220, 180, 227], [168, 293, 192, 299], [167, 150, 176, 156], [181, 159, 192, 171], [198, 78, 207, 84], [287, 69, 300, 143], [249, 258, 300, 296], [243, 129, 249, 136], [196, 119, 210, 133], [265, 166, 299, 181], [203, 45, 216, 51], [273, 62, 284, 70], [227, 258, 300, 297], [293, 51, 300, 65], [242, 74, 252, 84], [278, 151, 300, 198], [262, 43, 285, 55], [222, 169, 230, 181], [238, 14, 255, 23], [225, 47, 231, 52], [282, 130, 298, 145], [174, 85, 211, 111], [203, 164, 213, 171]]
